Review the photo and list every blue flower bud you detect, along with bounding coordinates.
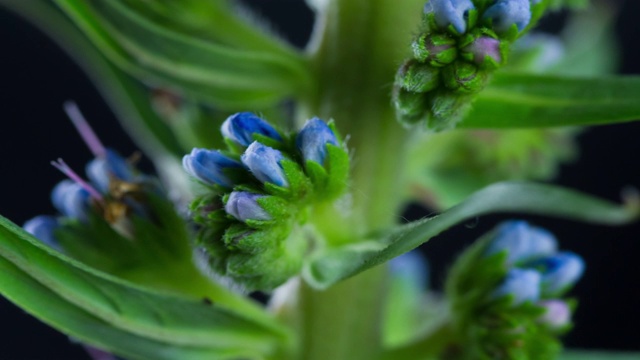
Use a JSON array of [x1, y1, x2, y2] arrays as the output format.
[[424, 0, 475, 34], [486, 221, 558, 264], [483, 0, 531, 33], [492, 268, 541, 305], [182, 148, 243, 187], [51, 180, 91, 221], [296, 118, 339, 166], [528, 252, 585, 295], [221, 112, 282, 147], [86, 149, 134, 193], [23, 215, 59, 248], [389, 251, 429, 289], [224, 191, 272, 222], [538, 299, 571, 329], [241, 142, 289, 187]]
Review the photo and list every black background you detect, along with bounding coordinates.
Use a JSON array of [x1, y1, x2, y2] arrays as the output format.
[[0, 1, 639, 358]]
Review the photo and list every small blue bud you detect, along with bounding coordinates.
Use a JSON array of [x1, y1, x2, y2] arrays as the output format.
[[51, 180, 91, 221], [225, 191, 272, 222], [492, 268, 541, 305], [296, 118, 339, 165], [241, 142, 289, 187], [86, 149, 134, 193], [528, 252, 585, 295], [221, 112, 282, 147], [486, 221, 558, 264], [483, 0, 531, 33], [182, 148, 243, 187], [424, 0, 475, 34], [23, 215, 59, 248], [538, 299, 571, 329], [389, 251, 430, 289]]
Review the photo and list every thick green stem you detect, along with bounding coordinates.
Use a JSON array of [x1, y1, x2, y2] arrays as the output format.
[[285, 1, 426, 359]]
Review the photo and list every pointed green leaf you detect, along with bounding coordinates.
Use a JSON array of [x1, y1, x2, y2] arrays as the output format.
[[0, 257, 264, 360], [0, 216, 290, 356], [460, 73, 640, 129], [304, 181, 638, 289], [54, 0, 312, 109]]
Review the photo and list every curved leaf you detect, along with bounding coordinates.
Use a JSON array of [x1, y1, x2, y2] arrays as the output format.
[[0, 0, 184, 159], [0, 257, 262, 360], [0, 216, 290, 356], [461, 73, 640, 129], [54, 0, 312, 109], [304, 181, 638, 289]]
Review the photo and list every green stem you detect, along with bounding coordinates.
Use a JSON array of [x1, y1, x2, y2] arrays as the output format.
[[285, 1, 426, 359]]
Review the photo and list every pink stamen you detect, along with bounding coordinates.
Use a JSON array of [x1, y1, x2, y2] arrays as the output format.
[[51, 158, 104, 201], [63, 101, 107, 158]]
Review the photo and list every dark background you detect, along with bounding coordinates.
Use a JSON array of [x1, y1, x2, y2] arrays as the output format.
[[0, 1, 639, 358]]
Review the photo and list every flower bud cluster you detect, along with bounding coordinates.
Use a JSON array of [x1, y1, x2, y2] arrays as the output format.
[[183, 112, 349, 291], [445, 220, 584, 358], [394, 0, 548, 130]]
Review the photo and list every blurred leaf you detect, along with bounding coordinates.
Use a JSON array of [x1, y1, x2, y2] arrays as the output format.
[[0, 215, 290, 358], [55, 0, 312, 109], [461, 73, 640, 129], [304, 182, 638, 289], [0, 0, 184, 158]]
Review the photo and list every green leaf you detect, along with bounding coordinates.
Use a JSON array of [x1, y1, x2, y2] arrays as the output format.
[[0, 257, 263, 360], [303, 181, 638, 289], [0, 215, 290, 357], [460, 73, 640, 128], [54, 0, 312, 109], [560, 350, 640, 360]]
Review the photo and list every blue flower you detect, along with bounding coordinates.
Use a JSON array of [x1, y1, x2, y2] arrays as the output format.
[[424, 0, 475, 34], [492, 268, 541, 305], [389, 251, 429, 289], [86, 149, 135, 193], [182, 148, 243, 188], [296, 118, 339, 166], [483, 0, 531, 33], [51, 180, 91, 221], [225, 191, 272, 222], [241, 142, 289, 187], [538, 299, 571, 329], [527, 252, 585, 295], [221, 112, 282, 147], [486, 221, 558, 264], [23, 215, 60, 248]]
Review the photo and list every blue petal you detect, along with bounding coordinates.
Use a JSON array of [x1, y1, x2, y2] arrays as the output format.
[[23, 215, 60, 248], [86, 149, 133, 193], [527, 252, 585, 295], [51, 180, 91, 221], [296, 118, 339, 165], [221, 112, 282, 147], [424, 0, 475, 34], [492, 268, 541, 305], [225, 191, 272, 222], [182, 148, 242, 187], [538, 299, 571, 329], [486, 221, 558, 264], [241, 142, 289, 187], [483, 0, 531, 32], [389, 250, 430, 289]]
